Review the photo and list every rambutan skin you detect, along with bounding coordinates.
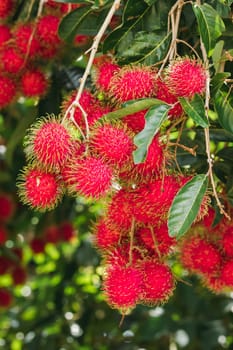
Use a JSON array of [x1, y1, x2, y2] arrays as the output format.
[[222, 226, 233, 257], [221, 260, 233, 287], [11, 266, 27, 286], [1, 47, 24, 74], [0, 0, 13, 19], [139, 260, 175, 305], [103, 264, 143, 310], [17, 166, 64, 211], [89, 123, 134, 168], [0, 226, 7, 244], [94, 61, 120, 93], [67, 156, 113, 199], [165, 57, 206, 98], [15, 23, 41, 57], [24, 116, 73, 171], [0, 75, 16, 108], [109, 66, 156, 103], [0, 24, 11, 47], [30, 238, 46, 254], [156, 78, 183, 118], [0, 288, 12, 308], [93, 219, 121, 250], [21, 68, 48, 97], [0, 193, 14, 222], [36, 15, 61, 46]]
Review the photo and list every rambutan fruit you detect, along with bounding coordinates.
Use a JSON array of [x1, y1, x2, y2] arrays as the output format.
[[139, 260, 175, 305], [1, 46, 24, 74], [11, 266, 27, 285], [12, 247, 23, 261], [24, 116, 73, 171], [59, 221, 75, 241], [222, 226, 233, 257], [0, 75, 16, 108], [103, 264, 142, 310], [165, 57, 206, 98], [0, 193, 14, 222], [0, 24, 11, 47], [94, 61, 120, 93], [93, 218, 121, 250], [137, 223, 175, 257], [44, 225, 60, 243], [156, 78, 183, 118], [30, 237, 46, 254], [67, 156, 113, 199], [109, 65, 156, 103], [122, 110, 146, 133], [15, 23, 41, 58], [0, 0, 13, 19], [132, 176, 181, 225], [105, 242, 143, 267], [106, 189, 134, 231], [17, 165, 64, 211], [179, 236, 221, 275], [202, 207, 216, 229], [0, 288, 12, 308], [221, 260, 233, 287], [89, 123, 134, 168], [74, 34, 91, 47], [0, 226, 8, 244], [0, 256, 12, 275], [36, 15, 61, 46], [21, 68, 48, 97]]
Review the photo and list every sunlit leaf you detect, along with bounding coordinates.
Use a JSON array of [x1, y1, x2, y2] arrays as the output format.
[[133, 103, 170, 164], [168, 174, 208, 238], [214, 91, 233, 133]]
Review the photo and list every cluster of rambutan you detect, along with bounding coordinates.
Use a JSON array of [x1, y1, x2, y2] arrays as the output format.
[[0, 0, 88, 108], [16, 55, 215, 312], [0, 192, 15, 245], [179, 208, 233, 294], [30, 221, 76, 254]]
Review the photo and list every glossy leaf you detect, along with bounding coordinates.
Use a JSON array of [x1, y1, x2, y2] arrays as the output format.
[[58, 6, 92, 41], [118, 31, 171, 65], [123, 0, 149, 21], [168, 174, 208, 238], [193, 3, 225, 56], [179, 95, 209, 128], [133, 103, 170, 164], [214, 92, 233, 134], [212, 40, 224, 72], [103, 98, 164, 121]]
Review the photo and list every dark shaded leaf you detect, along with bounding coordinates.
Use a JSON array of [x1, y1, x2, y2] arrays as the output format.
[[133, 103, 170, 164], [214, 91, 233, 133], [179, 95, 209, 128], [216, 147, 233, 161], [211, 72, 231, 96], [168, 174, 208, 238], [123, 0, 149, 21], [193, 3, 225, 56]]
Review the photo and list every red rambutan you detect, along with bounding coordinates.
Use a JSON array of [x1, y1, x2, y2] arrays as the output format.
[[36, 15, 61, 46], [11, 266, 27, 285], [1, 46, 24, 74], [109, 65, 156, 103], [93, 218, 121, 250], [139, 260, 175, 305], [59, 221, 75, 241], [103, 264, 142, 310], [94, 61, 120, 93], [89, 123, 134, 168], [67, 156, 113, 199], [15, 23, 41, 57], [0, 226, 8, 244], [0, 75, 16, 108], [74, 34, 90, 47], [165, 57, 206, 98], [44, 225, 60, 243], [0, 256, 12, 274], [30, 237, 46, 254], [221, 260, 233, 287], [106, 189, 134, 230], [122, 110, 146, 133], [0, 24, 11, 47], [0, 193, 14, 222], [0, 288, 12, 308], [24, 116, 73, 171], [222, 226, 233, 257], [180, 236, 221, 275], [17, 165, 64, 211], [21, 68, 48, 97], [156, 78, 183, 118], [0, 0, 13, 19]]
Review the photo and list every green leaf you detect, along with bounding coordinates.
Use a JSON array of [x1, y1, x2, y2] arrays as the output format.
[[214, 91, 233, 133], [211, 72, 231, 96], [58, 6, 92, 42], [179, 95, 209, 128], [118, 31, 171, 65], [168, 174, 209, 238], [123, 0, 149, 21], [133, 103, 170, 164], [212, 40, 224, 72], [193, 3, 225, 56], [103, 98, 163, 121]]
